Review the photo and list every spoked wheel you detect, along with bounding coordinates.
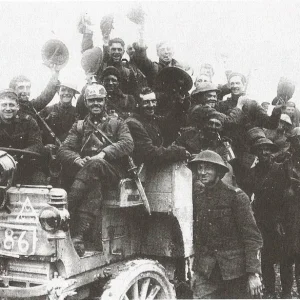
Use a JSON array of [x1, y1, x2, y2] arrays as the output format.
[[100, 259, 176, 300]]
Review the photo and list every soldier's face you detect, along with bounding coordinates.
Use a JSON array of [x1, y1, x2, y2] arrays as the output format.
[[255, 145, 273, 164], [103, 75, 119, 93], [0, 97, 19, 123], [195, 74, 211, 88], [126, 44, 135, 59], [59, 86, 75, 104], [14, 81, 31, 101], [85, 97, 106, 115], [196, 162, 219, 186], [203, 91, 217, 108], [157, 43, 174, 63], [142, 98, 157, 116], [285, 106, 295, 118], [229, 76, 245, 96], [110, 42, 125, 62], [205, 118, 222, 134]]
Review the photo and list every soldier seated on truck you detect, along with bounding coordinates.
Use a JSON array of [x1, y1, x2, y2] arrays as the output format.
[[0, 89, 47, 184], [57, 83, 134, 256], [125, 87, 190, 167]]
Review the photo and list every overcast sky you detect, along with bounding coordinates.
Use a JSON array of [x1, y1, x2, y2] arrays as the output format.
[[1, 1, 300, 104]]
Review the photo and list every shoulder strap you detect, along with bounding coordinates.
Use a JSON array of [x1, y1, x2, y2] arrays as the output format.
[[77, 120, 84, 134]]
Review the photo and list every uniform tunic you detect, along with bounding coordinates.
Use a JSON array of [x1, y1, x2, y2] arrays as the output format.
[[192, 180, 262, 298]]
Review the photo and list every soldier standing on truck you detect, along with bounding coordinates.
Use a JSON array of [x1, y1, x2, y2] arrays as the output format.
[[39, 82, 80, 144], [190, 150, 263, 299], [57, 83, 133, 256], [8, 64, 60, 120]]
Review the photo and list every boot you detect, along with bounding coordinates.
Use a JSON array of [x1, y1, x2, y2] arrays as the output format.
[[72, 213, 94, 257], [67, 179, 88, 216]]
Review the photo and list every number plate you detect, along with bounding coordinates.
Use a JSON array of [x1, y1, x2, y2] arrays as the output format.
[[0, 223, 37, 256]]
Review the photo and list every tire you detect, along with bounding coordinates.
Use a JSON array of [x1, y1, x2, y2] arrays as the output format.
[[100, 259, 176, 300]]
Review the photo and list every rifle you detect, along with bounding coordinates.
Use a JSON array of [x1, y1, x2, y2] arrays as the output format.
[[87, 119, 151, 215], [32, 106, 62, 183], [32, 106, 62, 147]]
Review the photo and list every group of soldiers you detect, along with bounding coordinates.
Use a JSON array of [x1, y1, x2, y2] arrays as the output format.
[[1, 11, 300, 300]]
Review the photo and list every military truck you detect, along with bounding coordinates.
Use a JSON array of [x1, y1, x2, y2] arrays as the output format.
[[0, 149, 193, 300]]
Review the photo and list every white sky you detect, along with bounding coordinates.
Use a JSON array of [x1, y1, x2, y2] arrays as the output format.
[[1, 1, 300, 105]]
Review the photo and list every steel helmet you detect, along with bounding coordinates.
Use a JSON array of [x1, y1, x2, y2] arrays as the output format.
[[189, 150, 229, 175], [85, 84, 107, 100], [280, 113, 292, 125], [60, 82, 80, 94]]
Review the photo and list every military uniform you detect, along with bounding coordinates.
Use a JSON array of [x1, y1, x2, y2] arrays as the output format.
[[39, 102, 79, 143], [125, 113, 187, 166], [192, 180, 262, 298], [0, 113, 46, 184], [57, 113, 133, 217], [245, 158, 292, 297], [217, 98, 282, 190]]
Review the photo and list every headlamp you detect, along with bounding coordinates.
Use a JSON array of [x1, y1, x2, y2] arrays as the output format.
[[39, 206, 69, 233]]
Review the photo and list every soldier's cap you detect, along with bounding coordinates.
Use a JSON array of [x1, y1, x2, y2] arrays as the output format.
[[81, 47, 103, 75], [85, 84, 107, 100], [155, 66, 193, 93], [60, 82, 80, 94], [102, 66, 121, 81], [0, 89, 18, 101], [280, 113, 292, 125], [189, 150, 229, 176], [250, 137, 278, 154], [192, 82, 220, 97]]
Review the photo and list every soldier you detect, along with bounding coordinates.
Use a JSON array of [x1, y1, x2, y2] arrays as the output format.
[[0, 89, 46, 184], [76, 67, 137, 120], [216, 72, 282, 189], [190, 82, 220, 110], [194, 73, 212, 89], [190, 150, 263, 299], [132, 40, 190, 89], [39, 82, 80, 144], [102, 66, 136, 119], [57, 84, 133, 256], [284, 101, 300, 127], [78, 14, 141, 96], [155, 66, 192, 146], [265, 113, 293, 152], [176, 110, 236, 185], [245, 137, 292, 298], [125, 87, 190, 166], [9, 65, 60, 119]]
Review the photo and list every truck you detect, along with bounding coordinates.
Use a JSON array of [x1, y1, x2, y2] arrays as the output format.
[[0, 148, 194, 300]]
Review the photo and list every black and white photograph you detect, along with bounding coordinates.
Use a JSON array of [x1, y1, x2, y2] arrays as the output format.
[[0, 0, 300, 299]]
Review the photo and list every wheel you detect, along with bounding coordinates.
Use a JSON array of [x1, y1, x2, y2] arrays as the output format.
[[100, 259, 176, 300]]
